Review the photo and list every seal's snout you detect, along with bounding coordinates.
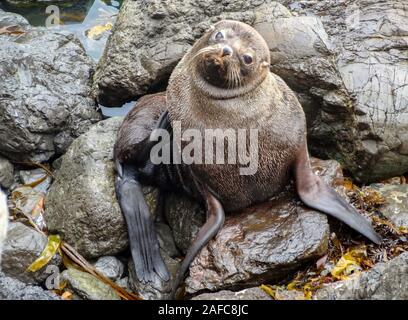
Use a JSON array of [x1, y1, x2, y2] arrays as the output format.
[[222, 46, 233, 57]]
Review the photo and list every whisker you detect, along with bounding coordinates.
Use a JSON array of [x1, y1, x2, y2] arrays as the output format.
[[190, 47, 218, 62]]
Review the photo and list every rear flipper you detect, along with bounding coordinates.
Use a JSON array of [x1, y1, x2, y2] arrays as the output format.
[[294, 142, 381, 244], [115, 162, 170, 283], [171, 191, 225, 299]]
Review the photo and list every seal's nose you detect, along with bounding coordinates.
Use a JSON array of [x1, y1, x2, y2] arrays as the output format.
[[222, 46, 233, 57]]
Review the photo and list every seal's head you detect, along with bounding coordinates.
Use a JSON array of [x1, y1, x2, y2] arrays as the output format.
[[189, 20, 270, 98]]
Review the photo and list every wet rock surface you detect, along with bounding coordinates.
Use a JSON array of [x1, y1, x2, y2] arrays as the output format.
[[369, 183, 408, 228], [0, 156, 14, 189], [0, 272, 60, 300], [0, 9, 101, 162], [45, 117, 159, 259], [128, 249, 180, 300], [185, 195, 329, 294], [126, 203, 181, 300], [1, 222, 61, 284], [94, 256, 124, 281], [12, 187, 44, 216], [19, 168, 52, 194], [164, 194, 205, 255], [0, 191, 8, 266], [315, 251, 408, 300], [192, 287, 272, 300], [278, 0, 408, 183], [62, 267, 120, 300], [45, 117, 127, 259]]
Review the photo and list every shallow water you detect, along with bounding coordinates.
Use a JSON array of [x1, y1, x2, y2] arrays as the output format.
[[0, 0, 123, 62]]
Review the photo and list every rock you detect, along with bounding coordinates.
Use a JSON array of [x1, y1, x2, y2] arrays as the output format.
[[61, 267, 120, 300], [0, 272, 60, 300], [164, 158, 350, 294], [315, 251, 408, 300], [116, 276, 131, 291], [45, 117, 127, 258], [192, 287, 272, 300], [45, 117, 161, 258], [0, 190, 8, 266], [128, 250, 180, 300], [1, 222, 61, 284], [93, 0, 292, 107], [185, 194, 329, 295], [164, 194, 204, 255], [94, 256, 124, 281], [368, 184, 408, 228], [19, 168, 52, 194], [0, 9, 101, 162], [269, 287, 307, 300], [0, 7, 30, 29], [0, 157, 14, 189]]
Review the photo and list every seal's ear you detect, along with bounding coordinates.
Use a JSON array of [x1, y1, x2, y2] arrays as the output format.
[[261, 61, 270, 68]]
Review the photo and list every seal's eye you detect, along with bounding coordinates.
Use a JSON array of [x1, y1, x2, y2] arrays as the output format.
[[243, 54, 253, 65], [215, 31, 224, 41]]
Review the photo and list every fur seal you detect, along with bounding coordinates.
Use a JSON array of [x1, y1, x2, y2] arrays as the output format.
[[114, 20, 381, 298]]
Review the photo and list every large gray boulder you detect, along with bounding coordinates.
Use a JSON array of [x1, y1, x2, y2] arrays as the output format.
[[0, 9, 101, 162], [45, 117, 128, 259], [315, 251, 408, 300], [94, 0, 408, 183], [1, 222, 61, 284]]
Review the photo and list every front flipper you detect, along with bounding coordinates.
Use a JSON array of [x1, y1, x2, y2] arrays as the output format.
[[171, 191, 225, 298], [294, 142, 381, 244], [115, 162, 170, 283]]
